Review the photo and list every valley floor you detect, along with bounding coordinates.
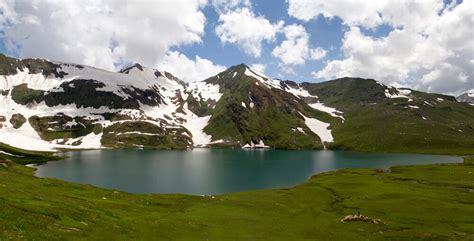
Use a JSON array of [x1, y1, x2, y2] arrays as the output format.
[[0, 157, 473, 240]]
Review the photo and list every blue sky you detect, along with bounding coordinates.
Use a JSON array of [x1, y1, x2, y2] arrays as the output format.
[[0, 0, 472, 94], [172, 1, 344, 82], [173, 0, 336, 81]]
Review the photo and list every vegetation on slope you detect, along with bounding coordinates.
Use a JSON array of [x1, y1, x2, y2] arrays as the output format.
[[0, 158, 472, 240], [11, 84, 45, 105], [2, 54, 474, 154], [29, 115, 102, 144], [303, 78, 474, 155], [9, 113, 26, 129], [0, 53, 67, 77], [101, 121, 192, 149], [203, 65, 338, 149], [0, 143, 61, 165]]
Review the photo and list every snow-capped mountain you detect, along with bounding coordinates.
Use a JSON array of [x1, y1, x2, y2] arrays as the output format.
[[457, 90, 474, 104], [1, 54, 473, 154], [0, 54, 208, 151]]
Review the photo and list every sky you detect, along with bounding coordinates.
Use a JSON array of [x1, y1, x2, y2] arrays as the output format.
[[0, 0, 472, 95]]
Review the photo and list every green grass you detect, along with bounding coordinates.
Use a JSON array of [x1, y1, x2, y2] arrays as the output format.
[[0, 158, 472, 240], [203, 65, 335, 149], [303, 78, 474, 155], [11, 84, 45, 105], [101, 121, 192, 149], [28, 115, 102, 144], [463, 156, 474, 165], [0, 143, 62, 165]]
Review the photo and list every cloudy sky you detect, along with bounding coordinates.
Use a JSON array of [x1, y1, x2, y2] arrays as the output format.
[[0, 0, 472, 95]]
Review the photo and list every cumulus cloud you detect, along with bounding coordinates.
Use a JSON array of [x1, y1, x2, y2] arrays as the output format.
[[249, 63, 266, 75], [157, 51, 226, 82], [215, 7, 284, 57], [293, 0, 474, 94], [288, 0, 443, 30], [1, 0, 207, 71], [272, 24, 326, 68]]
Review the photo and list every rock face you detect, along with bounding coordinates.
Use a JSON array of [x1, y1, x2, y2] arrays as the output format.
[[9, 113, 26, 129], [0, 116, 5, 128], [1, 54, 474, 154]]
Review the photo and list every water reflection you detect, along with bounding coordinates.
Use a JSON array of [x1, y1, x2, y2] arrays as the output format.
[[35, 149, 462, 195]]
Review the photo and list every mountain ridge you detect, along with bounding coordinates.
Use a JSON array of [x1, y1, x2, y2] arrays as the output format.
[[1, 54, 473, 155]]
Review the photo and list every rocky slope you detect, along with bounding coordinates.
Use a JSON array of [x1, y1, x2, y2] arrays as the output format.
[[1, 54, 473, 154]]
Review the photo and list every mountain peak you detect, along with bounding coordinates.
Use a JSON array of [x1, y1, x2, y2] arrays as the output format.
[[457, 90, 474, 103], [229, 63, 249, 70], [119, 63, 144, 74]]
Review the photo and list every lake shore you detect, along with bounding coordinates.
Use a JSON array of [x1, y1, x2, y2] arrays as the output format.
[[0, 158, 472, 240], [32, 149, 462, 195]]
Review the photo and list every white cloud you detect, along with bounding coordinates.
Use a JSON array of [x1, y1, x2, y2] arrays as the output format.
[[310, 47, 327, 60], [1, 0, 207, 71], [249, 63, 266, 75], [272, 25, 308, 65], [288, 0, 443, 30], [211, 0, 250, 13], [157, 51, 226, 82], [0, 0, 16, 29], [308, 1, 474, 94], [272, 24, 326, 66], [215, 7, 284, 57]]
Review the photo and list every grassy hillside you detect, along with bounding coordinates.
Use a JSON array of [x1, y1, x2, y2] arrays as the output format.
[[203, 65, 336, 149], [0, 157, 472, 240], [303, 78, 474, 155]]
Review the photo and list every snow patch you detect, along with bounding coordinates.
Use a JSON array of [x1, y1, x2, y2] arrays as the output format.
[[468, 89, 474, 97], [308, 102, 344, 120], [292, 127, 306, 134], [244, 68, 265, 82], [244, 68, 282, 90], [242, 140, 270, 149], [182, 115, 212, 147], [284, 85, 314, 98], [188, 81, 223, 102], [300, 112, 334, 144], [65, 132, 103, 149], [116, 131, 161, 136], [385, 88, 412, 99], [0, 150, 23, 157], [0, 68, 70, 91]]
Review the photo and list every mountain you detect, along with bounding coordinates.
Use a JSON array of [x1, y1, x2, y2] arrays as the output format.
[[457, 91, 474, 104], [1, 54, 473, 155]]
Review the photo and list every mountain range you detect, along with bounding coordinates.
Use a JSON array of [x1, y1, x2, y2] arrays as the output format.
[[1, 53, 473, 155]]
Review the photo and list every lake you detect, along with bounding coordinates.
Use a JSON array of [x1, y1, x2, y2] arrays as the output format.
[[34, 149, 462, 195]]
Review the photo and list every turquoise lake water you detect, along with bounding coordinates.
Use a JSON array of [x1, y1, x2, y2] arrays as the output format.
[[34, 149, 462, 195]]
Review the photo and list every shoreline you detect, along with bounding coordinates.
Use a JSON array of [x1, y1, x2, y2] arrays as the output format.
[[29, 150, 465, 196]]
